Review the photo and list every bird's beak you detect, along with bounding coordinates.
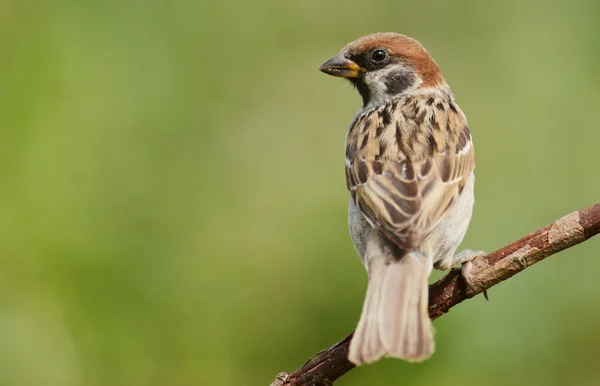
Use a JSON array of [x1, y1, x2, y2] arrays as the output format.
[[319, 53, 365, 78]]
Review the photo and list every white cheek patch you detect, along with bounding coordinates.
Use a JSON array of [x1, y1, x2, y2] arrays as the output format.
[[363, 64, 421, 108], [364, 71, 390, 106]]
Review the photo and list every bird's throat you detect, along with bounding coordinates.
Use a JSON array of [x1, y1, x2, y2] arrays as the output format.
[[348, 78, 372, 107]]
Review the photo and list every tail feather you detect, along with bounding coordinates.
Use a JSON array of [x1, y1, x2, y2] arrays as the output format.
[[349, 252, 434, 365], [349, 258, 386, 364]]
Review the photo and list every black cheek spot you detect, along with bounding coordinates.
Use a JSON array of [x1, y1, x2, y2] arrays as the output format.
[[384, 71, 415, 96]]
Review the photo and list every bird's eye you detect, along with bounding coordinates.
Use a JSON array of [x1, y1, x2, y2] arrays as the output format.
[[371, 49, 388, 63]]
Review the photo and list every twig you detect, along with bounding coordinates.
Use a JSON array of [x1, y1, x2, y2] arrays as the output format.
[[270, 202, 600, 386]]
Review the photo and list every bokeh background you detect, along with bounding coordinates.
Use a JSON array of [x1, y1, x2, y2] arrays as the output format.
[[1, 0, 600, 385]]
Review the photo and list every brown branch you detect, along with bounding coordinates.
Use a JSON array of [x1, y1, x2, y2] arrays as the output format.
[[270, 202, 600, 386]]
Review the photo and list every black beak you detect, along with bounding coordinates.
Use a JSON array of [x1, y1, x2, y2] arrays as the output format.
[[319, 53, 365, 78]]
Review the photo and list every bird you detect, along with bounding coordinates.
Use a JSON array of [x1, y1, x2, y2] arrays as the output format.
[[319, 33, 483, 365]]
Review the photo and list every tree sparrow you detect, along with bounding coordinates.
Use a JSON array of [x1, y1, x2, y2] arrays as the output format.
[[320, 33, 483, 365]]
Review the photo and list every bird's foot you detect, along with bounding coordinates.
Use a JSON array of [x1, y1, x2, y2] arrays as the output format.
[[452, 249, 486, 266], [455, 249, 489, 299], [270, 372, 289, 386]]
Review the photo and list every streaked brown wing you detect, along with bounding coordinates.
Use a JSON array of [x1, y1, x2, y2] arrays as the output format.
[[346, 95, 474, 251]]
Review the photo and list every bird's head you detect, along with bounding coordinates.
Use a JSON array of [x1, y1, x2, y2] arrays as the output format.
[[320, 33, 446, 107]]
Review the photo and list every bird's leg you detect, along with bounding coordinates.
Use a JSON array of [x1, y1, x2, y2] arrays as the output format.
[[452, 249, 489, 300]]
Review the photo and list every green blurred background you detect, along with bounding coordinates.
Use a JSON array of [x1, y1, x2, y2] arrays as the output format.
[[1, 0, 599, 385]]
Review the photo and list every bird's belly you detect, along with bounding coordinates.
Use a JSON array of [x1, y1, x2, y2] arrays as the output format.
[[425, 172, 475, 269], [348, 196, 371, 266]]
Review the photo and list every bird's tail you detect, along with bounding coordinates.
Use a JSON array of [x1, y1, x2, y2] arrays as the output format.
[[348, 251, 434, 365]]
